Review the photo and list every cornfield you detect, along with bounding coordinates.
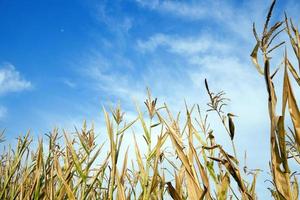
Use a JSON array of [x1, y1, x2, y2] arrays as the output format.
[[0, 0, 299, 199]]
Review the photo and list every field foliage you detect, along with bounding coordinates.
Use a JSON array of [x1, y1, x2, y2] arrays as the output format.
[[0, 0, 299, 199]]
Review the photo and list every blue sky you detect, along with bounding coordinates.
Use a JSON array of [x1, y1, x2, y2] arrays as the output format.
[[0, 0, 299, 197]]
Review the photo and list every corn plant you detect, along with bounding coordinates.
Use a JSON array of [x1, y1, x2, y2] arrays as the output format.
[[251, 0, 299, 199]]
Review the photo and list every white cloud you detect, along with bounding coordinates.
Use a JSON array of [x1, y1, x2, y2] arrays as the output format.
[[96, 2, 133, 34], [188, 54, 268, 124], [136, 0, 267, 41], [137, 33, 232, 55], [80, 51, 146, 105], [136, 0, 214, 20], [0, 63, 31, 95]]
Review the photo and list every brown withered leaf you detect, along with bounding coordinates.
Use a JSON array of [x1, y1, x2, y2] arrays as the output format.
[[166, 182, 182, 200]]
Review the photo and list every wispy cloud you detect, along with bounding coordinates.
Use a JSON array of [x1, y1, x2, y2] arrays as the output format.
[[62, 78, 76, 88], [136, 0, 266, 40], [96, 1, 133, 34], [137, 33, 232, 55], [79, 50, 145, 105], [0, 63, 32, 95], [136, 0, 214, 20]]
